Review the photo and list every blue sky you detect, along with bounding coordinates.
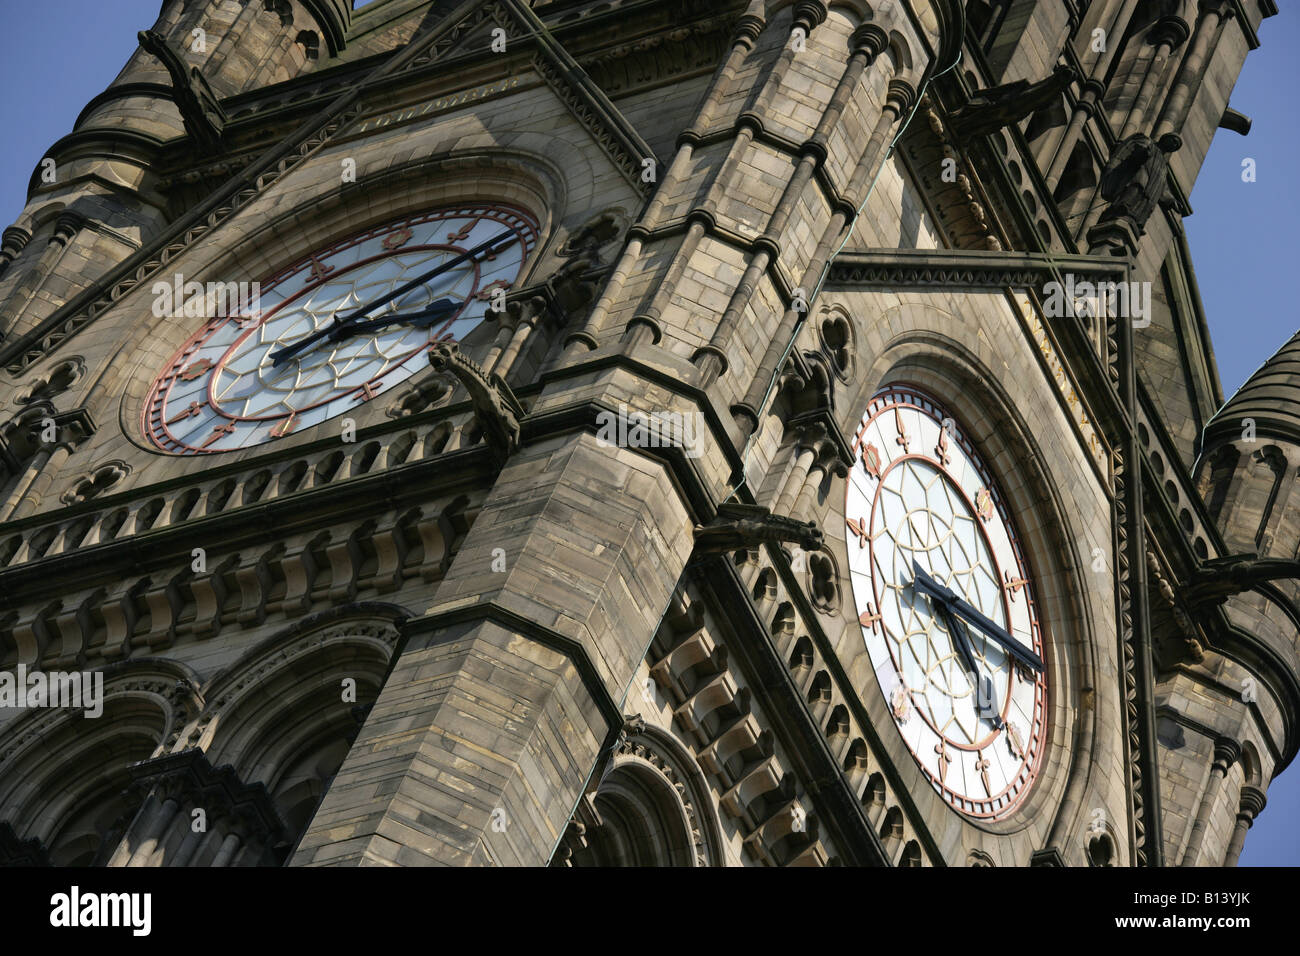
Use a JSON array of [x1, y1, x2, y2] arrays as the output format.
[[0, 2, 1295, 866], [1184, 8, 1299, 867]]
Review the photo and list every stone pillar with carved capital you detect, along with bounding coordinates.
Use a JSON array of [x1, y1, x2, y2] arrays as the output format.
[[1154, 1, 1236, 142], [1179, 735, 1239, 866], [1221, 785, 1266, 866]]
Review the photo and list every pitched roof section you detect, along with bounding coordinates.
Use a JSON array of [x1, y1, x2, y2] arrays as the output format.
[[1206, 329, 1300, 446]]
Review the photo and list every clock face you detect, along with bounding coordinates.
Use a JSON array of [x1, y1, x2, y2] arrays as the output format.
[[844, 386, 1047, 820], [144, 204, 538, 454]]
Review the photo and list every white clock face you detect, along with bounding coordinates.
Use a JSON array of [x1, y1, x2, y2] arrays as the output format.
[[144, 204, 537, 454], [844, 386, 1047, 819]]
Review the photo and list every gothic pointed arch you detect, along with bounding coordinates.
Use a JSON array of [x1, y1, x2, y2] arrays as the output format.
[[177, 604, 403, 859], [555, 721, 725, 867], [0, 657, 201, 865]]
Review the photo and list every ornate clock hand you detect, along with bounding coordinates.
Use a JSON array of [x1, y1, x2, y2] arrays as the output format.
[[270, 229, 518, 367], [911, 560, 1043, 672], [933, 599, 981, 676], [910, 560, 958, 606], [909, 561, 980, 674], [942, 609, 1004, 727], [945, 594, 1044, 673], [325, 297, 460, 339]]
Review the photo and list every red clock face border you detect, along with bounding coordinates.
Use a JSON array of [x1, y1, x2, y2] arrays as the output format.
[[143, 203, 538, 455], [845, 384, 1049, 821]]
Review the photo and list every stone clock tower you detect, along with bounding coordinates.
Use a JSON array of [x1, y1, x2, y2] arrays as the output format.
[[0, 0, 1290, 868]]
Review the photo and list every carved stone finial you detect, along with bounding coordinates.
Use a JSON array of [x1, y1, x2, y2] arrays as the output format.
[[693, 502, 823, 555], [428, 343, 524, 464]]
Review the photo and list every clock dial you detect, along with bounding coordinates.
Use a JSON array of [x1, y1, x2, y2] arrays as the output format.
[[845, 386, 1047, 819], [144, 204, 538, 454]]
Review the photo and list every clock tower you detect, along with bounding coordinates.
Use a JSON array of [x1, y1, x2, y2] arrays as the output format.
[[0, 0, 1291, 869]]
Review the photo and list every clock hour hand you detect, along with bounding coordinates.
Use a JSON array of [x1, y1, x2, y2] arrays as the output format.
[[941, 608, 1004, 727], [947, 595, 1043, 673], [270, 229, 518, 367], [911, 561, 963, 611], [911, 561, 1044, 673], [325, 297, 460, 339], [933, 600, 980, 676], [914, 572, 1005, 726], [910, 562, 979, 672]]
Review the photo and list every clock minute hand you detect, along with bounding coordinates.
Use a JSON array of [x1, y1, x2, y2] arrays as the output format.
[[269, 229, 518, 367]]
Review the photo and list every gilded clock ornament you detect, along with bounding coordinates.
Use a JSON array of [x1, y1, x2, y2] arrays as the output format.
[[845, 386, 1047, 820], [144, 204, 538, 454]]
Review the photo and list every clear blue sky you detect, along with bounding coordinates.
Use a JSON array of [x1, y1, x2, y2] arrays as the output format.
[[0, 2, 1295, 866], [1184, 8, 1299, 867]]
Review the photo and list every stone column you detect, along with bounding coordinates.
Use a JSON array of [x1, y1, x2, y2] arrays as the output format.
[[6, 442, 71, 521], [210, 832, 242, 867], [480, 313, 518, 371], [169, 823, 206, 867], [490, 299, 543, 379], [1119, 17, 1191, 139], [1221, 785, 1266, 866], [0, 213, 83, 340], [105, 795, 160, 868], [1041, 0, 1139, 183], [107, 749, 286, 867], [1154, 1, 1236, 141], [794, 450, 835, 517], [736, 79, 913, 433], [693, 22, 889, 387], [774, 428, 823, 516], [0, 225, 31, 282], [1179, 735, 1239, 866], [570, 11, 767, 357], [1044, 80, 1102, 191], [127, 798, 180, 866]]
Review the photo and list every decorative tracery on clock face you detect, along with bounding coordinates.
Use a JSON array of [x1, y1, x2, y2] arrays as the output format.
[[844, 385, 1047, 820], [144, 204, 538, 454]]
